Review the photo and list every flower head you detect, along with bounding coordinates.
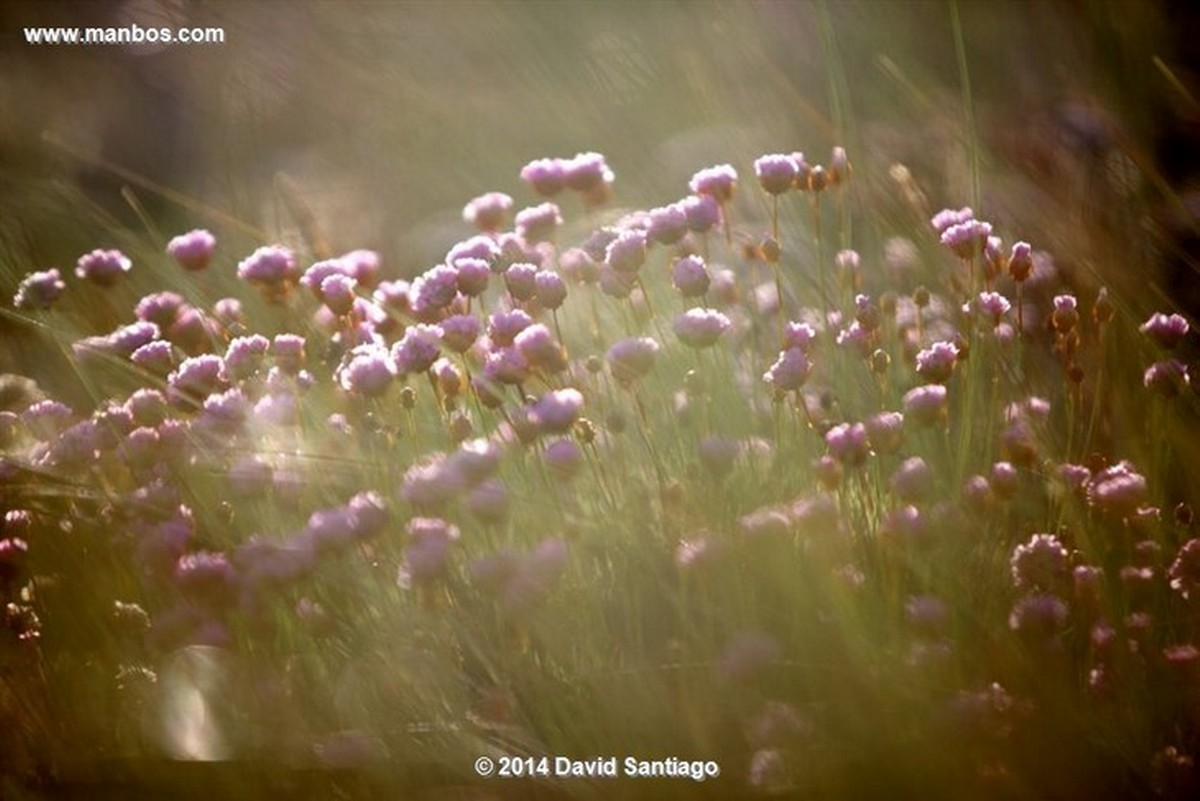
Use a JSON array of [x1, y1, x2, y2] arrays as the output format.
[[607, 337, 660, 383], [563, 152, 613, 193], [825, 422, 869, 467], [531, 388, 584, 434], [915, 341, 959, 383], [514, 202, 563, 243], [754, 154, 799, 195], [462, 191, 513, 231], [671, 255, 710, 298], [167, 229, 216, 271], [1140, 313, 1190, 350], [1011, 533, 1069, 590], [763, 348, 811, 392], [391, 325, 442, 375], [520, 157, 566, 196], [682, 194, 720, 233], [337, 345, 395, 396], [13, 269, 65, 310], [903, 384, 948, 426], [75, 248, 131, 286], [604, 229, 647, 274], [674, 308, 731, 349], [689, 164, 738, 202], [647, 203, 689, 245]]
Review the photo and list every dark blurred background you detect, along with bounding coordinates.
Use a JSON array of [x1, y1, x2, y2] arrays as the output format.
[[1, 0, 1197, 372]]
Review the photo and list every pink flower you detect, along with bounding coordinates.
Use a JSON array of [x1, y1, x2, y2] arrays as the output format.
[[167, 229, 216, 271]]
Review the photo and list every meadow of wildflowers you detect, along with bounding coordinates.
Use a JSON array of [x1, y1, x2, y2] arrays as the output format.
[[2, 135, 1199, 800], [2, 1, 1200, 796]]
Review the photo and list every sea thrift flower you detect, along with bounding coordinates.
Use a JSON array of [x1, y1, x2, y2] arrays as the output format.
[[836, 321, 873, 359], [784, 321, 818, 352], [224, 334, 270, 381], [108, 321, 161, 357], [439, 314, 481, 353], [738, 508, 792, 541], [1087, 461, 1148, 518], [671, 255, 711, 298], [520, 157, 566, 196], [915, 341, 959, 383], [674, 308, 731, 348], [13, 269, 65, 310], [903, 384, 948, 426], [125, 388, 169, 427], [647, 203, 689, 245], [337, 345, 395, 396], [990, 461, 1020, 499], [319, 273, 357, 316], [455, 258, 491, 297], [675, 536, 724, 571], [607, 337, 660, 383], [531, 389, 584, 434], [174, 551, 235, 606], [976, 291, 1012, 326], [1144, 360, 1190, 397], [462, 191, 513, 231], [1140, 313, 1190, 350], [503, 262, 538, 301], [563, 151, 613, 193], [605, 229, 648, 273], [75, 248, 131, 286], [514, 202, 562, 243], [212, 297, 243, 328], [409, 264, 460, 316], [754, 154, 799, 195], [543, 438, 583, 480], [682, 194, 720, 233], [391, 324, 442, 375], [487, 309, 533, 346], [1008, 241, 1033, 282], [400, 518, 459, 587], [939, 219, 992, 259], [168, 354, 227, 401], [1009, 594, 1069, 640], [825, 423, 869, 467], [167, 229, 216, 271], [689, 164, 738, 203], [134, 291, 185, 328], [514, 324, 567, 373], [1169, 539, 1200, 600], [271, 334, 306, 374], [483, 347, 530, 386], [0, 537, 30, 580], [534, 270, 567, 309], [446, 234, 500, 269], [1011, 533, 1069, 590], [763, 348, 811, 392], [865, 411, 905, 454], [891, 457, 933, 503], [130, 340, 175, 376], [1051, 295, 1079, 333], [496, 231, 544, 268], [465, 479, 510, 524], [930, 206, 975, 234], [237, 245, 298, 292]]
